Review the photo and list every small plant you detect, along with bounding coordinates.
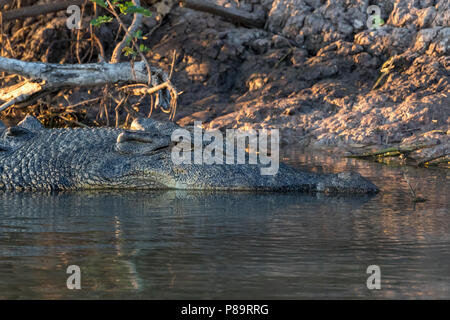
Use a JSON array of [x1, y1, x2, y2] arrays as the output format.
[[402, 171, 428, 203], [89, 0, 152, 58], [90, 15, 113, 27]]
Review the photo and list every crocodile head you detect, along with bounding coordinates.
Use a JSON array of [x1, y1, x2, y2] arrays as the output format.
[[0, 115, 43, 152], [100, 118, 379, 193], [56, 118, 182, 190], [100, 122, 178, 189]]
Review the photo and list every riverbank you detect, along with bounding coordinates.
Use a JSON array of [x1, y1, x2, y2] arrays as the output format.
[[0, 0, 448, 166]]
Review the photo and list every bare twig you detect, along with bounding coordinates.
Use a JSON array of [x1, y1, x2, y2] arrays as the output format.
[[90, 3, 105, 62], [402, 170, 427, 203], [114, 95, 127, 127], [120, 81, 178, 120], [169, 50, 176, 80], [58, 115, 89, 127], [66, 97, 102, 109]]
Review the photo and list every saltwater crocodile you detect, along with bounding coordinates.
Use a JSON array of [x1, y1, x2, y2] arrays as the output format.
[[0, 116, 378, 193]]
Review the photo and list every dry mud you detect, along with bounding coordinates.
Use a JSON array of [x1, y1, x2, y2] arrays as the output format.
[[1, 0, 449, 161]]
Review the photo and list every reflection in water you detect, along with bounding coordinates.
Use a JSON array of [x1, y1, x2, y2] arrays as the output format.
[[0, 149, 448, 299]]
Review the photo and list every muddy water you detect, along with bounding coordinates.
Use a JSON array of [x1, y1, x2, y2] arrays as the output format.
[[0, 149, 448, 299]]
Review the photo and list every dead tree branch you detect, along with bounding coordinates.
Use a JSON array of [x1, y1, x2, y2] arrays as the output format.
[[0, 0, 86, 21], [179, 0, 265, 28], [0, 57, 173, 113]]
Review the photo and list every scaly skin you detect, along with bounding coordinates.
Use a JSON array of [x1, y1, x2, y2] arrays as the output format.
[[0, 116, 379, 193]]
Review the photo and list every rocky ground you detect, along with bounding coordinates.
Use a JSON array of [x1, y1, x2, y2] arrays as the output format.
[[0, 0, 449, 165]]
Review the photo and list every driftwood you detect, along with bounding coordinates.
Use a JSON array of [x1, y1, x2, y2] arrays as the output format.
[[0, 57, 173, 112]]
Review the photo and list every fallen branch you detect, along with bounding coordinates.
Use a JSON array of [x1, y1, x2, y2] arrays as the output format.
[[179, 0, 265, 28], [0, 0, 87, 21], [119, 81, 178, 120], [0, 57, 173, 113], [0, 80, 43, 101], [58, 114, 89, 128], [0, 57, 170, 87]]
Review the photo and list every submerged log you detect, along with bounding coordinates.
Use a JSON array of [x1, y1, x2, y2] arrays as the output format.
[[346, 145, 427, 159], [346, 143, 449, 168]]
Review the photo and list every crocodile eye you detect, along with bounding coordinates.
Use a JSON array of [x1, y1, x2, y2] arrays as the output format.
[[5, 127, 32, 137], [115, 130, 170, 155]]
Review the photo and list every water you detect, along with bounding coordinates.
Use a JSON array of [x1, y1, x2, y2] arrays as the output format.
[[0, 149, 448, 299]]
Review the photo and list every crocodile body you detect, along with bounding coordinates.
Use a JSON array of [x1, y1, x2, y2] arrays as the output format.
[[0, 116, 378, 193]]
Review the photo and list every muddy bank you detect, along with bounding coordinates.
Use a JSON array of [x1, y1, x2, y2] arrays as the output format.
[[0, 0, 449, 164], [158, 1, 449, 156]]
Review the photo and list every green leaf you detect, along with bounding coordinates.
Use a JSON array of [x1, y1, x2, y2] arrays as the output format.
[[139, 44, 150, 53], [123, 46, 136, 57], [90, 15, 113, 27], [116, 1, 134, 14], [125, 5, 152, 16], [90, 0, 108, 8], [116, 4, 126, 14], [133, 30, 143, 39]]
